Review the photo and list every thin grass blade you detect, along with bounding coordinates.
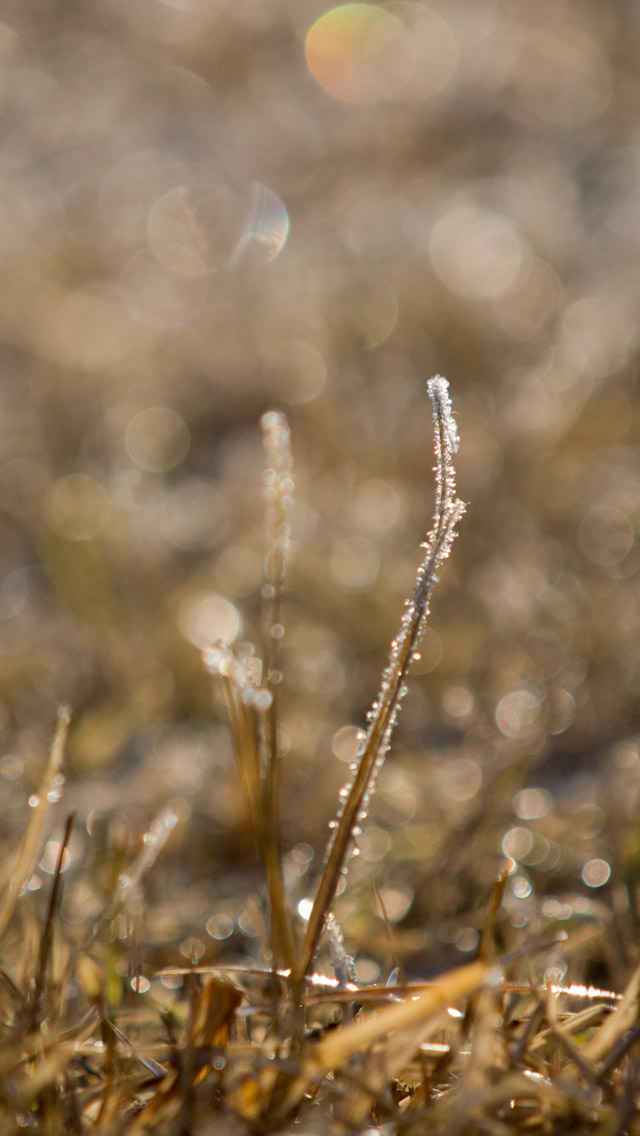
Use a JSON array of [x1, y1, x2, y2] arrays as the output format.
[[298, 378, 465, 978], [0, 706, 70, 942]]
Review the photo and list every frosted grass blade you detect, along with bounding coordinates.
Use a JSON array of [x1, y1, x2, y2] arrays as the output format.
[[297, 378, 466, 980]]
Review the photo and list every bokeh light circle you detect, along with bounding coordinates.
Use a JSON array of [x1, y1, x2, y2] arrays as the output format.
[[578, 504, 634, 567], [125, 407, 190, 472], [178, 592, 242, 649], [495, 688, 542, 739], [264, 340, 327, 404], [305, 3, 458, 105], [305, 4, 408, 105], [385, 2, 458, 100], [430, 206, 525, 299], [581, 858, 611, 888]]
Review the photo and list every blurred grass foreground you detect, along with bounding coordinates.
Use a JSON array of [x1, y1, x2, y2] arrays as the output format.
[[1, 0, 640, 1131]]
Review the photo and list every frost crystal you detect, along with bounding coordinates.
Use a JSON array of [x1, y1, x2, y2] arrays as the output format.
[[427, 375, 460, 454], [260, 410, 294, 698], [260, 409, 294, 574], [326, 912, 357, 987], [203, 641, 272, 709]]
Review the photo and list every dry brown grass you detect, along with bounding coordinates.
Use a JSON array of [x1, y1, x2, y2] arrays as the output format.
[[0, 392, 639, 1135], [1, 1, 640, 1131]]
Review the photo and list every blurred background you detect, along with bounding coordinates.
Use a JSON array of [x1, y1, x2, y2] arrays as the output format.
[[1, 0, 639, 984]]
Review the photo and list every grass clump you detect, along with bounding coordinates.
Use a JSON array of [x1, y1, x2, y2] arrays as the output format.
[[0, 379, 639, 1135]]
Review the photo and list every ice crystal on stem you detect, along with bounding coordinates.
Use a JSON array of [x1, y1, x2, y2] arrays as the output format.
[[297, 377, 466, 980], [203, 642, 272, 710], [260, 409, 294, 627], [326, 912, 357, 988]]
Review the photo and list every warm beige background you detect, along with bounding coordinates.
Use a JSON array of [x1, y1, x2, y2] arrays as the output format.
[[0, 0, 638, 977]]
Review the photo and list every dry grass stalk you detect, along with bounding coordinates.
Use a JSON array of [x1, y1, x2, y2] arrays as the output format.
[[259, 409, 296, 971], [204, 409, 296, 970], [0, 706, 70, 943], [1, 397, 639, 1134]]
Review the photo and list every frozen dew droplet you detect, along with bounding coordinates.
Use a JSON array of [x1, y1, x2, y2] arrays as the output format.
[[251, 688, 274, 711], [46, 773, 65, 803], [297, 897, 313, 921], [203, 641, 234, 676]]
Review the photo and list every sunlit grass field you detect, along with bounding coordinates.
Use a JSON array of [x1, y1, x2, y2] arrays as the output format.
[[0, 0, 639, 1130]]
